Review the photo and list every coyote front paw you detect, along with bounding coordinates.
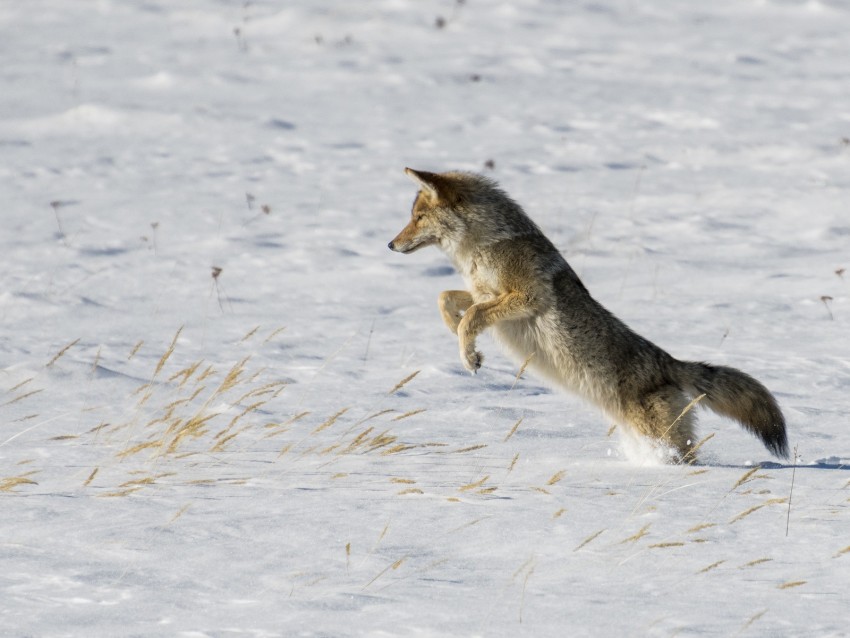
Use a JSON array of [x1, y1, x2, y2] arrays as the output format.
[[461, 346, 483, 374]]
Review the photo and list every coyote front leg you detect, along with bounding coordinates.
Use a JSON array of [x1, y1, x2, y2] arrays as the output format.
[[438, 290, 473, 335], [456, 291, 536, 373]]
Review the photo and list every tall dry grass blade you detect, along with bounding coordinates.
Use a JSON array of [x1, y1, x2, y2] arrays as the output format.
[[0, 476, 38, 491], [392, 408, 426, 421], [510, 353, 535, 390], [363, 557, 406, 589], [455, 443, 487, 453], [732, 467, 760, 490], [2, 389, 44, 407], [786, 443, 799, 537], [83, 468, 98, 487], [116, 441, 162, 458], [518, 562, 535, 624], [154, 326, 183, 379], [168, 361, 203, 386], [504, 417, 523, 442], [574, 529, 604, 552], [128, 340, 144, 360], [546, 470, 566, 486], [91, 346, 102, 376], [312, 408, 349, 435], [214, 357, 251, 396], [355, 409, 394, 425], [508, 452, 520, 473], [736, 609, 768, 636], [47, 338, 80, 368], [7, 377, 34, 393], [661, 393, 706, 441], [263, 326, 287, 344], [687, 522, 716, 533], [388, 370, 420, 395], [459, 476, 490, 492], [168, 505, 191, 524], [697, 560, 725, 574], [729, 498, 786, 524], [683, 432, 715, 464], [620, 524, 651, 544], [240, 325, 261, 342]]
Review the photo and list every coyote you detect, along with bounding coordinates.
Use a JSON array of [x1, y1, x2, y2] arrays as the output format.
[[388, 168, 788, 462]]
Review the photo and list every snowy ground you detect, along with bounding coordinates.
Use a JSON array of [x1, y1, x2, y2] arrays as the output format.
[[2, 0, 849, 636]]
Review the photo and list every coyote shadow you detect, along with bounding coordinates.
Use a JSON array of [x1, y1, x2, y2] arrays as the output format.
[[709, 456, 850, 471]]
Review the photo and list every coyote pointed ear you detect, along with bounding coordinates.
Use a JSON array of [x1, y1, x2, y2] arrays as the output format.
[[404, 167, 441, 198]]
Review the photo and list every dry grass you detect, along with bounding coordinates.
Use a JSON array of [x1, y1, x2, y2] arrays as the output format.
[[620, 524, 651, 544], [0, 475, 38, 492], [46, 338, 80, 368], [388, 370, 420, 395], [574, 529, 605, 551], [696, 560, 725, 574], [504, 417, 523, 442]]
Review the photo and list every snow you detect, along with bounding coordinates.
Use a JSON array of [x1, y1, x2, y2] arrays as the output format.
[[1, 0, 849, 636]]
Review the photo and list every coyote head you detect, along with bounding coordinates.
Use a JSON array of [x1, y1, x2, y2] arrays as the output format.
[[387, 168, 468, 255], [389, 168, 535, 259]]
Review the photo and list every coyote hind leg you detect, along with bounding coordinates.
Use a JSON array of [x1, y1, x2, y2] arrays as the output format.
[[625, 385, 697, 462]]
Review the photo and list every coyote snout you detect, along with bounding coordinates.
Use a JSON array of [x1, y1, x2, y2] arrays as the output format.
[[388, 167, 788, 463]]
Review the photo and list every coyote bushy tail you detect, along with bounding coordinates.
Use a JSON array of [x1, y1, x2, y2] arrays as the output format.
[[675, 360, 788, 458]]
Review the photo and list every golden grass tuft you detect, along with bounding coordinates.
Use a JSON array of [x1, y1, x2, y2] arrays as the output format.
[[47, 338, 80, 368], [739, 610, 768, 633], [7, 377, 34, 393], [697, 560, 725, 574], [552, 508, 567, 519], [620, 524, 651, 544], [511, 352, 535, 389], [454, 443, 486, 454], [117, 441, 162, 458], [83, 468, 99, 487], [649, 542, 685, 549], [364, 557, 406, 589], [729, 498, 786, 524], [834, 545, 850, 558], [687, 522, 716, 533], [263, 326, 287, 343], [777, 580, 806, 590], [153, 326, 183, 378], [546, 470, 566, 486], [392, 408, 426, 421], [574, 529, 604, 551], [128, 340, 144, 360], [240, 325, 261, 342], [740, 558, 772, 568], [504, 417, 523, 442], [459, 476, 489, 492], [2, 389, 44, 407], [508, 452, 520, 473], [312, 408, 349, 435], [388, 370, 420, 395], [732, 467, 760, 490], [0, 476, 38, 491]]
